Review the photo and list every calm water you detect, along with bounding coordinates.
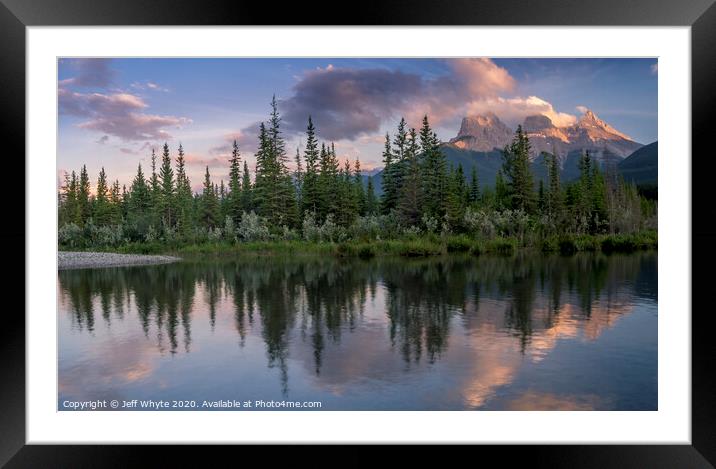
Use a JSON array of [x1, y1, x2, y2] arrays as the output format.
[[58, 252, 657, 411]]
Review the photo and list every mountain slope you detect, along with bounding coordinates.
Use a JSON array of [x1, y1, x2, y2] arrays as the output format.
[[618, 141, 658, 185]]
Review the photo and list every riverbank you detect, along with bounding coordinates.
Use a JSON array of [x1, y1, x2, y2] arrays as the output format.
[[75, 231, 657, 259], [58, 251, 181, 270]]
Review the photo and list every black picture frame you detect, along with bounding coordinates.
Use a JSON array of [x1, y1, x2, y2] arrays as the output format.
[[3, 0, 715, 464]]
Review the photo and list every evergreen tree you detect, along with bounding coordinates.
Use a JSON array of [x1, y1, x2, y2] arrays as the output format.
[[200, 166, 219, 229], [301, 116, 320, 215], [353, 158, 365, 215], [420, 115, 447, 218], [502, 125, 535, 213], [317, 142, 339, 221], [397, 127, 422, 226], [365, 176, 378, 215], [241, 160, 252, 213], [294, 147, 304, 210], [227, 140, 242, 223], [149, 148, 160, 224], [380, 133, 398, 214], [78, 165, 91, 226], [469, 165, 480, 204], [60, 170, 79, 226], [545, 152, 563, 222], [110, 179, 122, 225], [93, 167, 110, 225], [158, 142, 175, 228], [494, 170, 509, 210], [175, 143, 193, 235]]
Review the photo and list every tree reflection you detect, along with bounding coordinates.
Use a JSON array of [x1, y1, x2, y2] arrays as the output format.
[[58, 251, 655, 389]]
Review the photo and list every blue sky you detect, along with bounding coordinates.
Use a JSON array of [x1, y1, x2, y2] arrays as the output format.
[[58, 58, 657, 190]]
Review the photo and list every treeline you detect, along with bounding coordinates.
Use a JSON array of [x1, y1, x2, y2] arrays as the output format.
[[58, 96, 656, 249]]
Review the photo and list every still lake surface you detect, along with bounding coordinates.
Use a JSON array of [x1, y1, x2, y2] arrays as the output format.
[[58, 252, 657, 411]]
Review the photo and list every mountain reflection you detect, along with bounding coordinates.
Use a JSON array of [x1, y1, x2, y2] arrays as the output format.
[[58, 252, 657, 409]]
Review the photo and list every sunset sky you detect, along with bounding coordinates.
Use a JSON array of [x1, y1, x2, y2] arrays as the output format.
[[58, 58, 657, 191]]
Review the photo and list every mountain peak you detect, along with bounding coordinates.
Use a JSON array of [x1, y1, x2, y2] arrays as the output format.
[[450, 113, 512, 152], [576, 108, 633, 141], [448, 107, 642, 158]]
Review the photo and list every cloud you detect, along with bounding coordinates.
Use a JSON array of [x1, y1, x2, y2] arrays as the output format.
[[59, 88, 191, 141], [650, 63, 658, 75], [131, 81, 170, 92], [278, 58, 515, 141], [467, 96, 578, 128], [59, 58, 115, 88], [576, 105, 589, 114], [96, 135, 109, 145], [184, 153, 231, 167]]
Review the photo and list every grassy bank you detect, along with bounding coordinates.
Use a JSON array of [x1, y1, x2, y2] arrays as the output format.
[[68, 230, 657, 259]]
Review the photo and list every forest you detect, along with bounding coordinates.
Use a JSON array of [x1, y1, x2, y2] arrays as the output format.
[[58, 96, 657, 257]]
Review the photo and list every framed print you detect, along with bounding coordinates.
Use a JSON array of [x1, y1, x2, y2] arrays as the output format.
[[3, 0, 716, 464]]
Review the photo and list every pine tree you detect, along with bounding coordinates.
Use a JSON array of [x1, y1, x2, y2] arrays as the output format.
[[469, 166, 480, 204], [301, 116, 320, 216], [78, 165, 91, 226], [158, 142, 175, 228], [200, 166, 219, 229], [365, 176, 378, 215], [227, 140, 242, 223], [60, 170, 79, 226], [93, 167, 110, 225], [110, 179, 122, 225], [129, 163, 151, 214], [380, 133, 398, 214], [294, 146, 304, 211], [241, 160, 252, 213], [420, 115, 447, 218], [317, 142, 339, 221], [397, 127, 422, 226], [175, 143, 193, 235], [545, 152, 563, 225], [502, 125, 535, 213], [149, 148, 160, 225], [353, 158, 365, 215]]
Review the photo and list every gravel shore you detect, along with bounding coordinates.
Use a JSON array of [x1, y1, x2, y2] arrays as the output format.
[[58, 251, 181, 270]]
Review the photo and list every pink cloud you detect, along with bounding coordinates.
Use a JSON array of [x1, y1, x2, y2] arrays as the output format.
[[60, 88, 191, 142]]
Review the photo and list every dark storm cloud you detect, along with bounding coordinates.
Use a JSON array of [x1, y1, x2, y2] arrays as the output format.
[[280, 67, 423, 141]]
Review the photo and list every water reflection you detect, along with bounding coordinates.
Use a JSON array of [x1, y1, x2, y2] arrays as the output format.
[[58, 252, 657, 410]]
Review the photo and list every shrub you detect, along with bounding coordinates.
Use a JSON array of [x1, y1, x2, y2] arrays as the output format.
[[238, 211, 270, 242], [58, 223, 84, 248]]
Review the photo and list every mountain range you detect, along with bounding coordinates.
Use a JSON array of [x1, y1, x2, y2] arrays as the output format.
[[448, 108, 643, 159], [365, 109, 657, 194]]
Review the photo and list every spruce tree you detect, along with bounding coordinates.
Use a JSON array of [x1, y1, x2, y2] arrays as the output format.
[[294, 147, 304, 211], [469, 166, 480, 204], [397, 127, 422, 226], [159, 142, 175, 228], [200, 166, 219, 229], [241, 160, 252, 213], [301, 116, 320, 215], [502, 125, 535, 213], [227, 140, 242, 223], [175, 143, 193, 235], [93, 167, 110, 225], [380, 133, 397, 214], [545, 152, 563, 224], [419, 115, 447, 218], [78, 165, 91, 226], [353, 158, 365, 216], [365, 176, 378, 215]]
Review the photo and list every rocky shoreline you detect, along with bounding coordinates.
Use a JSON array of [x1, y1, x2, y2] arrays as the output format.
[[58, 251, 181, 270]]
